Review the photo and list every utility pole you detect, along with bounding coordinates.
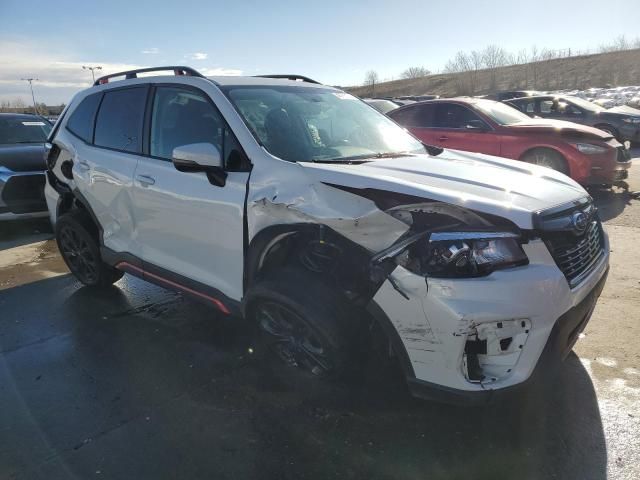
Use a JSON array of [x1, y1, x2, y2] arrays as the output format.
[[20, 78, 39, 115], [82, 65, 102, 83]]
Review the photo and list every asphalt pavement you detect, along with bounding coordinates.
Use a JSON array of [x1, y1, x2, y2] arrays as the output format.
[[1, 152, 639, 480]]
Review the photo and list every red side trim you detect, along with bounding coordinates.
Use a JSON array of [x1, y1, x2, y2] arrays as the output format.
[[115, 262, 230, 314]]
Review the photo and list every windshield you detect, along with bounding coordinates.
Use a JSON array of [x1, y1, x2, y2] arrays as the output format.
[[366, 99, 400, 114], [473, 99, 532, 125], [222, 86, 425, 162], [562, 96, 606, 113], [0, 117, 52, 144]]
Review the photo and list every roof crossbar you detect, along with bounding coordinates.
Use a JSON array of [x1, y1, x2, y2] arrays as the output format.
[[254, 74, 321, 84], [94, 66, 204, 86]]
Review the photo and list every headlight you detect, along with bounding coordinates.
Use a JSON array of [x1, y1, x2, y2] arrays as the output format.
[[622, 117, 640, 124], [421, 232, 528, 277], [574, 143, 607, 154]]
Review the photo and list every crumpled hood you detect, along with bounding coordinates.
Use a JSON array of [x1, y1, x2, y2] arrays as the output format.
[[0, 143, 46, 172], [507, 118, 612, 139], [300, 150, 588, 229]]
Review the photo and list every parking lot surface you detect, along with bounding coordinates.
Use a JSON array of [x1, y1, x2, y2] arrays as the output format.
[[1, 152, 639, 480]]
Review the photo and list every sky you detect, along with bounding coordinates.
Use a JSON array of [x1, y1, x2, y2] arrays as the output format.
[[1, 0, 639, 105]]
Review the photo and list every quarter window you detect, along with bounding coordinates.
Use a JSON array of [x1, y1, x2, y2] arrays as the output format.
[[150, 87, 224, 161], [94, 87, 147, 153], [66, 93, 102, 143]]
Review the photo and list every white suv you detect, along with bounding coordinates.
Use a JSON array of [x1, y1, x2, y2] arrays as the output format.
[[45, 66, 609, 404]]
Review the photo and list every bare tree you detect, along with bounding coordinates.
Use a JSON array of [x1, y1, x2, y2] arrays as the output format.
[[364, 70, 379, 94], [400, 66, 431, 79]]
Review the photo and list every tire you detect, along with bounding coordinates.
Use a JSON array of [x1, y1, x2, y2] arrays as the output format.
[[55, 213, 124, 287], [521, 148, 569, 175], [244, 267, 361, 379], [595, 124, 618, 139]]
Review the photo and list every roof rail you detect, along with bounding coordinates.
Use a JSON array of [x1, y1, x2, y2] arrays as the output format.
[[254, 74, 321, 84], [94, 66, 204, 86]]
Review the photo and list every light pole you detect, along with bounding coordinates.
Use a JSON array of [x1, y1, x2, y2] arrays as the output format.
[[82, 65, 102, 83], [20, 78, 39, 115]]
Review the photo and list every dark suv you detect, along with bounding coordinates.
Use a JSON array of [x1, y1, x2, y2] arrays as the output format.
[[506, 95, 640, 144], [0, 113, 52, 220]]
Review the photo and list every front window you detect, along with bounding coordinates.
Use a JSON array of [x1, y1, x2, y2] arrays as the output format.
[[222, 86, 425, 163], [0, 117, 51, 144], [472, 100, 532, 125]]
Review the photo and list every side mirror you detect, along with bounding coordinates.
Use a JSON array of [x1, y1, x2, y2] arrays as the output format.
[[172, 142, 227, 187], [465, 120, 488, 131]]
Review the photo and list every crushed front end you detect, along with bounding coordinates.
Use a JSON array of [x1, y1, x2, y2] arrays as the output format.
[[368, 196, 609, 403]]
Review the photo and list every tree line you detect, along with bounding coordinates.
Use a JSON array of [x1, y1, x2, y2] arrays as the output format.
[[363, 35, 640, 95]]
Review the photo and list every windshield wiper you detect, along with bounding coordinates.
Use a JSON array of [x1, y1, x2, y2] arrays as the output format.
[[312, 152, 415, 163]]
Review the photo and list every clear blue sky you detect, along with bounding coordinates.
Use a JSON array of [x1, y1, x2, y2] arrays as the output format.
[[1, 0, 639, 104]]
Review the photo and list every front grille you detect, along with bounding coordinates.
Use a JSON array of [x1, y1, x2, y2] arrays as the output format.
[[617, 146, 631, 163], [544, 221, 605, 287], [1, 173, 46, 213]]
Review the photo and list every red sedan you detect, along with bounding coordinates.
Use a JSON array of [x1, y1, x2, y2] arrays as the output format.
[[388, 98, 631, 186]]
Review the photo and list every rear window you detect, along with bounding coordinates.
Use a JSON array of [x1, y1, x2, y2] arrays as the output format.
[[0, 117, 51, 144], [94, 87, 147, 153], [66, 93, 102, 143]]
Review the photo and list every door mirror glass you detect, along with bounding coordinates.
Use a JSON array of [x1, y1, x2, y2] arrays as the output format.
[[172, 142, 223, 170]]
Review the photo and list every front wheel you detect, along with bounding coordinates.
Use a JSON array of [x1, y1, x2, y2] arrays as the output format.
[[245, 268, 360, 379], [56, 214, 124, 287], [521, 148, 569, 175]]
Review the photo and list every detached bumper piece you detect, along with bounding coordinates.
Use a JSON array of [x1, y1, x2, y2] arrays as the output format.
[[0, 171, 47, 214], [407, 268, 608, 405]]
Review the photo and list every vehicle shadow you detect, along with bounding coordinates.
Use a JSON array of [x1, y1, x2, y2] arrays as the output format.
[[0, 218, 53, 251], [589, 186, 635, 222], [0, 276, 607, 480]]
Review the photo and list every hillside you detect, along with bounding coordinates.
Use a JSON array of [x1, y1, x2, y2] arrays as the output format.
[[347, 48, 640, 98]]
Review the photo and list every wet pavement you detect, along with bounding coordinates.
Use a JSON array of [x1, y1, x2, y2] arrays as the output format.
[[1, 154, 639, 480]]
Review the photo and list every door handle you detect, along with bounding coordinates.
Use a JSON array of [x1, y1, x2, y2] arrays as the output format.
[[438, 136, 448, 141], [77, 161, 90, 171], [136, 174, 156, 186]]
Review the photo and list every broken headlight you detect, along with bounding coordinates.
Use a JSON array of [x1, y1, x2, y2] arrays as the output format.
[[403, 232, 528, 278]]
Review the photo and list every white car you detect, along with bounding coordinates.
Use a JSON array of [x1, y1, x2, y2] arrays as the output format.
[[45, 67, 609, 404]]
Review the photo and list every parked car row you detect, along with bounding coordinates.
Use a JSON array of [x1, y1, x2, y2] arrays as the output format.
[[383, 97, 631, 187]]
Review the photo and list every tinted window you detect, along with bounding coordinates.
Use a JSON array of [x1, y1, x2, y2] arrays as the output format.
[[390, 104, 434, 128], [433, 104, 483, 129], [0, 117, 51, 144], [150, 87, 223, 160], [66, 93, 101, 143], [94, 87, 147, 153]]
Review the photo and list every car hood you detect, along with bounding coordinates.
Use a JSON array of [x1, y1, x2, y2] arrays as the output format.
[[607, 105, 640, 115], [0, 143, 46, 172], [506, 118, 612, 139], [300, 150, 587, 229]]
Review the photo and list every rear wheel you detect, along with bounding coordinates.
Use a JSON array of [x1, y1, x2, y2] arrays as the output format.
[[245, 268, 360, 379], [56, 214, 123, 287], [521, 148, 569, 175]]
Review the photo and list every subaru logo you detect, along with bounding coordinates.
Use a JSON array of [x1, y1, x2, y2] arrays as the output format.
[[571, 211, 588, 233]]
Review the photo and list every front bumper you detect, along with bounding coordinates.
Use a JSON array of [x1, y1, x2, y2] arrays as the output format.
[[584, 145, 631, 185], [619, 123, 640, 143], [372, 234, 610, 404], [0, 166, 47, 219]]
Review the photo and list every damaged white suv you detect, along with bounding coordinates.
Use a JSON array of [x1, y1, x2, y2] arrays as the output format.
[[45, 67, 609, 403]]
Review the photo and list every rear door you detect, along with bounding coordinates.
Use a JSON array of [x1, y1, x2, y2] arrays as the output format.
[[69, 86, 148, 257], [431, 103, 500, 155], [132, 85, 251, 302]]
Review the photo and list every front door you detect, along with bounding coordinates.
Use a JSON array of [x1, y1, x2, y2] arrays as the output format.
[[132, 85, 250, 302]]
